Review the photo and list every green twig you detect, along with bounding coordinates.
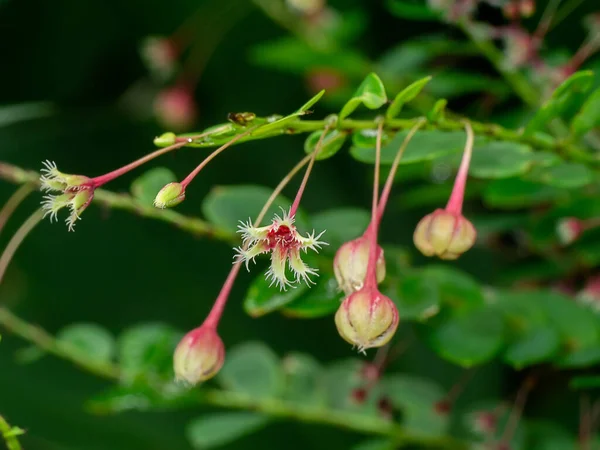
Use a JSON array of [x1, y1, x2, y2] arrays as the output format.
[[0, 163, 235, 242], [0, 306, 466, 449], [0, 414, 24, 450]]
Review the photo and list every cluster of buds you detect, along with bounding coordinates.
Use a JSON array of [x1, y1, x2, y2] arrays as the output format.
[[413, 122, 476, 260]]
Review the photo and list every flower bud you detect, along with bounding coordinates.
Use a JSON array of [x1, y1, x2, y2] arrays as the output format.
[[335, 287, 399, 352], [333, 236, 385, 296], [154, 182, 185, 209], [140, 36, 178, 80], [173, 325, 225, 385], [556, 217, 584, 246], [154, 85, 197, 131], [413, 208, 476, 260], [154, 132, 177, 147], [576, 275, 600, 313]]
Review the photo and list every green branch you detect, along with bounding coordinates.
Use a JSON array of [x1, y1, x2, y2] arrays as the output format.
[[0, 163, 235, 242], [0, 306, 466, 449], [0, 414, 24, 450]]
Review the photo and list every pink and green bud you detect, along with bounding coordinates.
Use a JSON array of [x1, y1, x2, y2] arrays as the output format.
[[173, 325, 225, 385], [153, 132, 177, 147], [334, 287, 399, 353], [154, 182, 186, 209], [154, 85, 198, 131], [40, 160, 92, 193], [41, 186, 95, 232], [140, 36, 179, 81], [333, 236, 386, 296], [556, 217, 584, 245], [576, 275, 600, 313], [413, 208, 476, 260]]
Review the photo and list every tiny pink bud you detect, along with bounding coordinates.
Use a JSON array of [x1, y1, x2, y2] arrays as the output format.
[[154, 182, 185, 209], [140, 36, 179, 80], [413, 208, 477, 260], [334, 236, 386, 296], [556, 217, 584, 245], [351, 387, 367, 404], [173, 325, 225, 385], [519, 0, 535, 17], [434, 400, 452, 415], [334, 287, 399, 352], [305, 68, 346, 95], [576, 275, 600, 313], [471, 410, 497, 436], [286, 0, 324, 16], [154, 85, 198, 131]]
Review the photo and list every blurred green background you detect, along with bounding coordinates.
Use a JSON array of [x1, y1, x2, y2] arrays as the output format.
[[0, 0, 598, 448]]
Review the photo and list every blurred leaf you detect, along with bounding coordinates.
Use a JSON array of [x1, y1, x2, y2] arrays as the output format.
[[558, 346, 600, 368], [281, 352, 325, 404], [484, 177, 564, 208], [282, 276, 341, 318], [525, 71, 594, 135], [382, 375, 447, 437], [322, 359, 362, 411], [427, 99, 447, 122], [310, 207, 370, 249], [56, 323, 116, 363], [118, 323, 180, 380], [351, 130, 467, 165], [428, 71, 510, 98], [244, 275, 308, 317], [130, 167, 177, 207], [527, 162, 593, 189], [526, 420, 576, 450], [386, 76, 432, 119], [0, 102, 55, 127], [469, 142, 534, 179], [571, 86, 600, 138], [87, 384, 193, 414], [218, 342, 284, 398], [393, 272, 441, 321], [186, 412, 269, 449], [569, 375, 600, 390], [351, 439, 394, 450], [426, 307, 504, 367], [304, 129, 348, 160], [339, 73, 387, 120], [420, 265, 484, 311], [385, 0, 440, 20], [298, 89, 326, 113], [504, 328, 561, 369]]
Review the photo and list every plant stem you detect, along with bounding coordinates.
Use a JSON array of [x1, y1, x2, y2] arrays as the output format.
[[0, 183, 35, 237], [446, 121, 474, 215], [0, 415, 23, 450], [0, 209, 44, 284]]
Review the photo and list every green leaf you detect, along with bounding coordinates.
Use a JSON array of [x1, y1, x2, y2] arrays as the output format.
[[130, 167, 178, 207], [385, 0, 440, 20], [186, 413, 269, 449], [427, 99, 447, 122], [322, 359, 363, 411], [570, 375, 600, 390], [202, 185, 306, 233], [339, 73, 387, 120], [484, 177, 564, 208], [351, 130, 467, 165], [244, 274, 308, 317], [393, 272, 441, 321], [527, 420, 576, 450], [426, 308, 504, 367], [504, 328, 561, 369], [281, 352, 325, 404], [352, 439, 394, 450], [118, 323, 180, 379], [282, 276, 341, 318], [543, 292, 599, 349], [420, 265, 484, 311], [571, 87, 600, 137], [386, 76, 432, 119], [427, 71, 510, 98], [56, 323, 116, 363], [469, 142, 534, 179], [558, 346, 600, 368], [87, 384, 193, 414], [0, 102, 55, 127], [297, 90, 325, 113], [310, 208, 370, 249], [525, 71, 594, 135], [527, 162, 593, 189], [381, 375, 448, 437], [304, 129, 348, 160], [218, 342, 284, 398]]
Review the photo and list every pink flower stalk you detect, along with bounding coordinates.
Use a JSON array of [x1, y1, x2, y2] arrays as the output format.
[[154, 84, 198, 131], [234, 128, 331, 290], [335, 121, 425, 352], [413, 122, 477, 260]]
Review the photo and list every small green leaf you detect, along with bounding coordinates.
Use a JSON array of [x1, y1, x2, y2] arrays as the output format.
[[543, 292, 599, 350], [310, 208, 370, 249], [393, 272, 441, 321], [386, 76, 432, 119], [87, 384, 193, 414], [218, 342, 284, 398], [118, 322, 180, 379], [426, 308, 504, 367], [281, 352, 325, 404], [352, 439, 394, 450], [527, 162, 593, 189], [527, 421, 576, 450], [322, 358, 363, 411], [484, 177, 564, 208], [571, 87, 600, 137], [297, 90, 325, 113], [56, 323, 116, 363], [525, 70, 594, 135], [244, 275, 308, 317], [385, 0, 440, 20], [351, 130, 467, 165], [304, 129, 348, 160], [130, 167, 178, 207], [504, 328, 561, 369], [339, 73, 387, 120], [186, 412, 269, 449], [427, 99, 447, 122], [420, 265, 484, 311], [558, 346, 600, 368], [570, 375, 600, 390], [469, 142, 534, 179], [282, 276, 341, 318]]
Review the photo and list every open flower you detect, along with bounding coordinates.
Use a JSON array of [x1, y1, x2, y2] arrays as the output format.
[[235, 208, 326, 290]]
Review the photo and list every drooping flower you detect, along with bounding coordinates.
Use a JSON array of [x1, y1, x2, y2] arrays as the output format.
[[173, 324, 225, 385], [333, 234, 386, 296], [235, 208, 326, 290]]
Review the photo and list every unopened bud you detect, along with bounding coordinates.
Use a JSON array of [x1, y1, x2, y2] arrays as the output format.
[[471, 411, 497, 436], [413, 208, 476, 260], [556, 217, 584, 245], [154, 182, 185, 209], [335, 287, 399, 352], [576, 275, 600, 313], [173, 325, 225, 385], [333, 236, 385, 296], [154, 85, 198, 131], [154, 132, 177, 147], [140, 36, 178, 80], [519, 0, 535, 17]]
